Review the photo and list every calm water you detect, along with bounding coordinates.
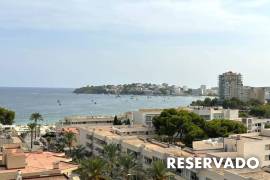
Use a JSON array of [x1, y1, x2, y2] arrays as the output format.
[[0, 87, 204, 125]]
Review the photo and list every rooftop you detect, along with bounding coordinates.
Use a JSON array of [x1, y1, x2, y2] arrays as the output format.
[[23, 174, 68, 180], [193, 138, 224, 151], [227, 131, 270, 142], [0, 151, 77, 176], [81, 125, 192, 157]]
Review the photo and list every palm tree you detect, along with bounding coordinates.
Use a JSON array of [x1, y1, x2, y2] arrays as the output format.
[[147, 160, 170, 180], [70, 145, 87, 163], [76, 157, 107, 180], [118, 153, 141, 180], [103, 144, 119, 178], [27, 123, 36, 150], [30, 113, 43, 140], [64, 131, 77, 155]]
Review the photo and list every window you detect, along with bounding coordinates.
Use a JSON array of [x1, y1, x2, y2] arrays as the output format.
[[176, 169, 182, 176], [265, 155, 270, 161], [190, 172, 198, 180], [144, 156, 152, 164], [152, 156, 160, 161], [266, 145, 270, 150]]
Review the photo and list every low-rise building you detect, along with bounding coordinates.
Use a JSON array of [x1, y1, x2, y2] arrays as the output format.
[[76, 124, 270, 180], [0, 144, 78, 180], [242, 118, 270, 133], [58, 114, 127, 127], [189, 106, 240, 121], [241, 86, 266, 103], [129, 109, 163, 127]]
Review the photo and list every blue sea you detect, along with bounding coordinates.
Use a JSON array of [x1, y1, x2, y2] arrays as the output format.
[[0, 87, 204, 125]]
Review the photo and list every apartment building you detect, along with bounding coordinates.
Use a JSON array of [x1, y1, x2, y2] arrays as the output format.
[[219, 71, 243, 100], [78, 125, 154, 153], [0, 140, 78, 179], [76, 124, 270, 180], [242, 118, 270, 133], [129, 109, 163, 127], [223, 129, 270, 167], [218, 71, 268, 103], [189, 106, 240, 121], [241, 86, 266, 103], [77, 125, 197, 179], [58, 114, 127, 127]]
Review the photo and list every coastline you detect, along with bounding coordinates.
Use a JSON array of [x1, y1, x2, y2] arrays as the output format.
[[0, 87, 209, 125]]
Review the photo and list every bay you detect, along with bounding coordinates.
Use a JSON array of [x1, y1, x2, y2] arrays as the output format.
[[0, 87, 204, 124]]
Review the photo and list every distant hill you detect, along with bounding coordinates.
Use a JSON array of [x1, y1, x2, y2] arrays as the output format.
[[73, 83, 188, 96]]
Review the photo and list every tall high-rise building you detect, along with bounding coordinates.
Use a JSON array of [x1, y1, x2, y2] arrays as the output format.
[[218, 71, 243, 100]]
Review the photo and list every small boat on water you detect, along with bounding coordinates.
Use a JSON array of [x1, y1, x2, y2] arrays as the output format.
[[57, 99, 62, 106]]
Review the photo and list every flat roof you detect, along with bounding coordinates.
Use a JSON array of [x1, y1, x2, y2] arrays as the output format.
[[23, 174, 68, 180], [227, 168, 270, 180], [207, 152, 238, 159], [0, 152, 77, 174], [193, 139, 224, 150], [81, 125, 193, 158], [122, 138, 192, 157]]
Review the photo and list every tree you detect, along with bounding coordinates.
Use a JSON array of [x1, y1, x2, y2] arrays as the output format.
[[0, 107, 15, 125], [103, 144, 119, 178], [190, 97, 262, 110], [113, 115, 122, 125], [64, 131, 77, 155], [124, 119, 131, 125], [118, 153, 141, 180], [250, 104, 270, 118], [205, 119, 247, 138], [183, 124, 207, 147], [147, 160, 170, 180], [265, 124, 270, 129], [153, 109, 206, 146], [54, 135, 66, 153], [153, 109, 247, 147], [70, 145, 87, 163], [27, 123, 36, 150], [239, 111, 249, 118], [30, 113, 43, 140], [191, 98, 219, 107], [76, 157, 107, 180]]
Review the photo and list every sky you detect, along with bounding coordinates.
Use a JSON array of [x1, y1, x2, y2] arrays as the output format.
[[1, 0, 270, 88]]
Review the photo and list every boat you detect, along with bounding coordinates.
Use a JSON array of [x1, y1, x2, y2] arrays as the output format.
[[57, 100, 62, 106]]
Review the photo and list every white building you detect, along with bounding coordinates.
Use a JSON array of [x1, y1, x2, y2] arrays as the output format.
[[76, 125, 270, 180], [242, 118, 270, 133], [129, 109, 163, 127], [189, 106, 240, 121], [58, 114, 127, 127], [223, 129, 270, 167]]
